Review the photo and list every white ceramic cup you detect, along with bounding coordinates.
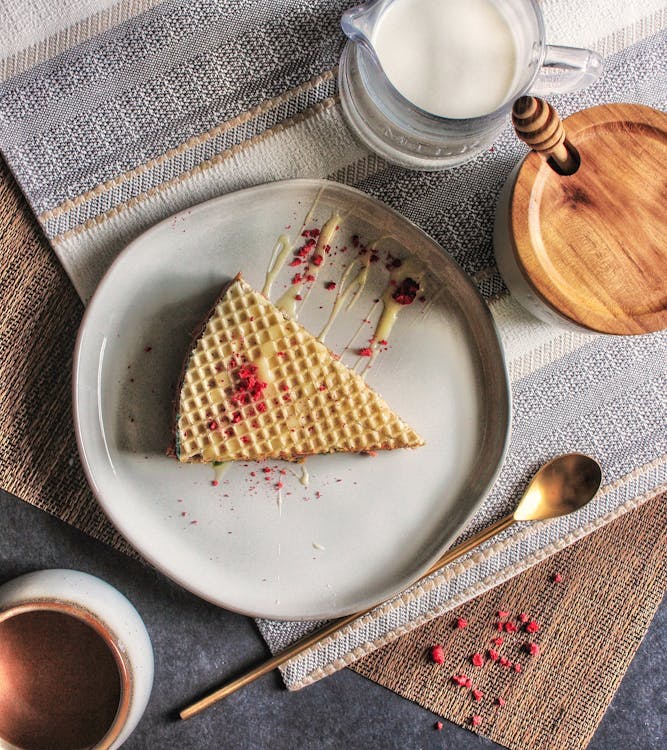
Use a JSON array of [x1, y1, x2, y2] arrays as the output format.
[[0, 569, 154, 750]]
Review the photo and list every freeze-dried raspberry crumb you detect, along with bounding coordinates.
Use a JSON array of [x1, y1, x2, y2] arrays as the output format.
[[495, 622, 504, 631], [471, 689, 483, 701], [289, 258, 302, 267], [359, 347, 373, 357], [392, 277, 420, 305], [497, 610, 510, 618], [553, 572, 563, 583], [471, 653, 485, 667], [492, 636, 504, 646], [311, 254, 323, 266], [434, 721, 443, 731], [276, 482, 284, 489], [211, 480, 218, 487], [295, 294, 303, 301], [430, 644, 445, 664], [451, 674, 468, 687], [262, 467, 272, 474], [306, 274, 316, 283], [325, 281, 336, 290], [525, 642, 540, 656], [518, 612, 529, 623], [499, 656, 511, 668], [525, 620, 540, 633], [496, 697, 506, 707], [208, 420, 218, 430], [514, 663, 523, 672], [471, 715, 482, 727], [292, 273, 303, 285], [455, 617, 468, 629], [488, 649, 499, 662], [504, 622, 518, 633]]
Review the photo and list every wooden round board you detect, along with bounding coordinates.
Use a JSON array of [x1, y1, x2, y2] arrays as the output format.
[[509, 103, 667, 335]]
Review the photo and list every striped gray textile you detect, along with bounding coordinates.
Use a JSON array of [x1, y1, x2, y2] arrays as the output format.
[[0, 0, 665, 689]]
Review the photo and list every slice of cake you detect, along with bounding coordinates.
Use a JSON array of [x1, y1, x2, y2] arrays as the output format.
[[173, 274, 423, 462]]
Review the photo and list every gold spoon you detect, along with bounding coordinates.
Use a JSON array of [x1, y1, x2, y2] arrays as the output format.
[[180, 452, 602, 720]]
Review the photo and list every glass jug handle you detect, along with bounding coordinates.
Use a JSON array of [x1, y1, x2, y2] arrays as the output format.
[[531, 45, 603, 95]]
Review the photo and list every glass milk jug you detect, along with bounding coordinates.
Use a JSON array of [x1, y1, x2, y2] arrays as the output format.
[[339, 0, 602, 169]]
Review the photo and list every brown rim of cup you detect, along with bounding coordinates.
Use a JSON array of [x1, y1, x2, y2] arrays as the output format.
[[0, 601, 132, 750]]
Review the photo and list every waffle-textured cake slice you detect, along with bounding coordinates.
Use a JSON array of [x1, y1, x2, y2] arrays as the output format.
[[174, 275, 424, 462]]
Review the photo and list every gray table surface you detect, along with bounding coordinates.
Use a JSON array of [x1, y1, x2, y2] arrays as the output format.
[[0, 488, 664, 750]]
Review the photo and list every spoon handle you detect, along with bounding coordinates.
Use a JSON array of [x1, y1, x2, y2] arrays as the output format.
[[180, 512, 516, 719]]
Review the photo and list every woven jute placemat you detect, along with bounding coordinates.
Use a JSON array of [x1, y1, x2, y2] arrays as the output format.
[[0, 158, 134, 556], [1, 157, 664, 749], [352, 490, 666, 750]]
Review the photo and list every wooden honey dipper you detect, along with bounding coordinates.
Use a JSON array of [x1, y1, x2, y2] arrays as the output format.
[[512, 96, 579, 175]]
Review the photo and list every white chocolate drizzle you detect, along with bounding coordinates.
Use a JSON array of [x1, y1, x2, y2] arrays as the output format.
[[276, 212, 341, 317], [262, 235, 292, 297], [261, 188, 322, 298]]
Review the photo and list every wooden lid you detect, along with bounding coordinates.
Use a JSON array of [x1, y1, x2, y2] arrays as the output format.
[[509, 103, 667, 334]]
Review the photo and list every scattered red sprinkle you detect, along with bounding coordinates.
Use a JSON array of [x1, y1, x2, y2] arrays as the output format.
[[471, 715, 482, 727], [553, 572, 563, 583], [311, 254, 323, 266], [295, 294, 303, 301], [504, 622, 518, 633], [499, 656, 511, 667], [514, 663, 523, 672], [276, 482, 284, 489], [208, 420, 218, 430], [211, 480, 219, 487], [455, 617, 468, 629], [325, 281, 336, 290], [488, 648, 499, 662], [451, 674, 469, 687], [241, 435, 250, 444], [305, 274, 316, 283], [379, 339, 388, 346], [289, 258, 302, 267], [471, 653, 485, 667], [434, 721, 443, 731], [471, 689, 483, 701], [518, 612, 529, 623], [496, 622, 504, 631], [262, 467, 271, 474], [492, 636, 504, 646], [496, 697, 506, 707], [497, 610, 510, 618], [232, 412, 242, 424], [292, 273, 303, 285], [525, 620, 540, 633], [256, 402, 267, 413], [359, 347, 373, 357], [430, 644, 445, 664], [525, 642, 540, 656]]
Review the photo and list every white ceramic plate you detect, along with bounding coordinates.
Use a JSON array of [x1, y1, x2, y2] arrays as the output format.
[[74, 179, 510, 620]]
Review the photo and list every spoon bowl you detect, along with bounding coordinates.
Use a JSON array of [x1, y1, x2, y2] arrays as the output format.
[[513, 453, 602, 522]]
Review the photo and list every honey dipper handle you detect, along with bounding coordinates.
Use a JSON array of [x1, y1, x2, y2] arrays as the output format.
[[512, 96, 578, 174]]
